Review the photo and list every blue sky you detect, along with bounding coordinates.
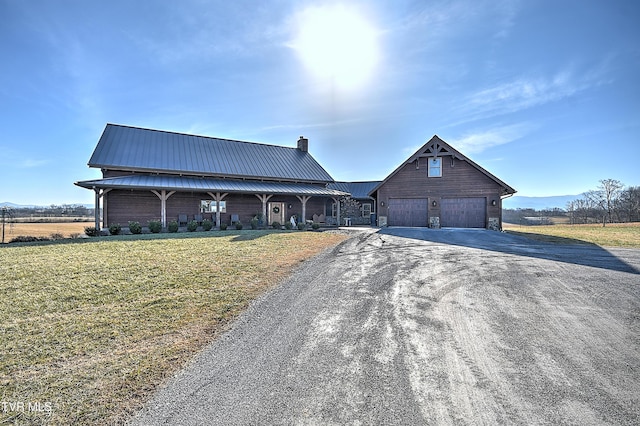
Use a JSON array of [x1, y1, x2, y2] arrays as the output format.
[[1, 0, 638, 205]]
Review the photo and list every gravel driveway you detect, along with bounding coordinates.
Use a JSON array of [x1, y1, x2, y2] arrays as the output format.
[[131, 228, 640, 425]]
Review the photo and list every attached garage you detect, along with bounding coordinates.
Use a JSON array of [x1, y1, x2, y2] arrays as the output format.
[[370, 136, 516, 230], [440, 197, 486, 228], [388, 198, 428, 227]]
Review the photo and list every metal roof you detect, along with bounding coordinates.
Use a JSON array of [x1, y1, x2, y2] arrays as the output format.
[[88, 124, 335, 183], [75, 175, 349, 197], [328, 181, 381, 199]]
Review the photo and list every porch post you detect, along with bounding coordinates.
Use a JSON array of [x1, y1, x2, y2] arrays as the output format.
[[254, 194, 273, 227], [296, 195, 311, 224], [93, 187, 100, 230], [207, 192, 228, 228], [332, 197, 341, 227], [151, 190, 176, 227]]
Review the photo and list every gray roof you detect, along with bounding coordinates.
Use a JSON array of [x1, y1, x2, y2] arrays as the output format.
[[75, 175, 349, 197], [328, 181, 381, 199], [88, 124, 335, 183]]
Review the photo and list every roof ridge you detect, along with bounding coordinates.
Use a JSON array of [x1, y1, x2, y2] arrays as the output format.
[[105, 123, 300, 151]]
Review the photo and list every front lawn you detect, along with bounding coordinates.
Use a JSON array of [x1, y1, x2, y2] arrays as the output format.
[[503, 222, 640, 248], [0, 231, 347, 424]]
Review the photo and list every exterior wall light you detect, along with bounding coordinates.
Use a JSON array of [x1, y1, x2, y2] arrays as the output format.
[[491, 200, 497, 206], [432, 200, 437, 207]]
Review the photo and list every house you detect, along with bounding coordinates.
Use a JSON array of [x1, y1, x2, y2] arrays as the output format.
[[369, 135, 516, 229], [75, 124, 349, 230], [328, 181, 381, 225]]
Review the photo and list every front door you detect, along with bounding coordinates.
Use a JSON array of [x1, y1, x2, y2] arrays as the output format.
[[268, 202, 286, 226]]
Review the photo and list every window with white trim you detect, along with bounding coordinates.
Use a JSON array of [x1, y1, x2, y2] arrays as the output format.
[[362, 203, 372, 217], [201, 200, 227, 213], [428, 157, 442, 177]]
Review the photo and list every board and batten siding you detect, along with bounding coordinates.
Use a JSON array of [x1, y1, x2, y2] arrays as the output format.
[[104, 190, 330, 228], [375, 157, 503, 228]]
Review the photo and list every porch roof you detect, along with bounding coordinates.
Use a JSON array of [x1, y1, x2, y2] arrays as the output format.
[[75, 175, 349, 197]]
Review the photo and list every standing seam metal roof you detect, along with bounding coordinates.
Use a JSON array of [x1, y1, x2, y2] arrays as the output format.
[[88, 124, 335, 183], [74, 175, 349, 197]]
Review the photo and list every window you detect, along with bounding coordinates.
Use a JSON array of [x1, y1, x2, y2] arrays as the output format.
[[362, 203, 372, 217], [201, 200, 227, 213], [428, 157, 442, 177]]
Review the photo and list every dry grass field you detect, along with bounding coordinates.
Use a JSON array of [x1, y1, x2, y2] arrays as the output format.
[[1, 222, 90, 240], [0, 230, 347, 424], [504, 222, 640, 248]]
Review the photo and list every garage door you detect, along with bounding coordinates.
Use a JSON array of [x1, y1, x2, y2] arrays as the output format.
[[388, 198, 428, 227], [440, 198, 486, 228]]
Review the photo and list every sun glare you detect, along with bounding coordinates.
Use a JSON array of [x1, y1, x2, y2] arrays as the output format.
[[289, 5, 379, 90]]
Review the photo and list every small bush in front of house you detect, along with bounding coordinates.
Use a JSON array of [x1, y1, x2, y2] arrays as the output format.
[[271, 221, 281, 230], [50, 233, 65, 240], [250, 217, 259, 230], [297, 222, 306, 231], [10, 235, 50, 243], [220, 223, 228, 230], [202, 219, 213, 231], [148, 220, 162, 233], [187, 220, 198, 232], [235, 221, 243, 230], [312, 222, 320, 230], [168, 220, 179, 233], [128, 221, 142, 234], [284, 222, 293, 230], [109, 224, 122, 235], [85, 226, 100, 237]]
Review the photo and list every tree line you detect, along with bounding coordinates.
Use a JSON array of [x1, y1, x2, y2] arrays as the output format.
[[566, 179, 639, 225], [3, 204, 95, 219], [504, 179, 640, 226]]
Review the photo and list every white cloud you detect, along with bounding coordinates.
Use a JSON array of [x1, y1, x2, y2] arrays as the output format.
[[464, 67, 608, 120], [448, 123, 532, 154]]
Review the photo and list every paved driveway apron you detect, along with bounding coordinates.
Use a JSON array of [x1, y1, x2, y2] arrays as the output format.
[[132, 228, 640, 425]]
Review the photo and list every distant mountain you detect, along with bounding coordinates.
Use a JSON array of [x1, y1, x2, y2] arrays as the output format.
[[502, 195, 581, 210]]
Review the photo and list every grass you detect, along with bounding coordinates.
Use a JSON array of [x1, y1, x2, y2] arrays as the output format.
[[503, 222, 640, 248], [1, 222, 89, 240], [0, 230, 347, 424]]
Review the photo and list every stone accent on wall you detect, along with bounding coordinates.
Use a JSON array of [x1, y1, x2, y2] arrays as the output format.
[[488, 217, 500, 231], [429, 216, 440, 229]]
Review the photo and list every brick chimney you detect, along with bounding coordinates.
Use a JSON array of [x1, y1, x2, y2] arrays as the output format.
[[297, 136, 308, 152]]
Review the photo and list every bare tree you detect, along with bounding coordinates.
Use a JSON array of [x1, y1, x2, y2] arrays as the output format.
[[585, 179, 625, 226]]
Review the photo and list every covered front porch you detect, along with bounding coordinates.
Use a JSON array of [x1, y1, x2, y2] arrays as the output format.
[[75, 174, 350, 231]]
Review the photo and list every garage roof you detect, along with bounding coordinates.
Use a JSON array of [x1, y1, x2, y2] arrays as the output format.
[[369, 135, 516, 197]]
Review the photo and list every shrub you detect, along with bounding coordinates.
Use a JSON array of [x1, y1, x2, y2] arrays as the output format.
[[220, 223, 228, 230], [187, 220, 198, 232], [312, 222, 320, 230], [128, 221, 142, 234], [148, 220, 162, 233], [202, 219, 213, 231], [10, 235, 50, 243], [168, 220, 179, 233], [235, 221, 243, 230], [297, 222, 306, 231], [250, 217, 259, 230], [50, 233, 65, 240], [271, 221, 281, 230], [109, 224, 122, 235], [69, 233, 81, 239], [84, 226, 100, 237], [284, 222, 293, 230]]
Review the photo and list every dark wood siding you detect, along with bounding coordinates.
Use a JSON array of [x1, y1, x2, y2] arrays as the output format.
[[105, 190, 331, 228], [440, 197, 486, 228], [376, 157, 503, 228], [388, 198, 428, 226]]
